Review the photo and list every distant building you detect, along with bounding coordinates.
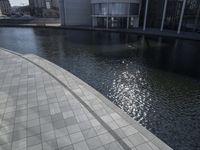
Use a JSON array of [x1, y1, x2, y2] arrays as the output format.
[[140, 0, 200, 33], [11, 6, 31, 16], [59, 0, 141, 28], [91, 0, 141, 28], [59, 0, 199, 33], [29, 0, 59, 17], [52, 0, 59, 9], [0, 0, 11, 15]]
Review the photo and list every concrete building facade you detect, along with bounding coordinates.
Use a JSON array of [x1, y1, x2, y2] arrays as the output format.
[[0, 0, 11, 15]]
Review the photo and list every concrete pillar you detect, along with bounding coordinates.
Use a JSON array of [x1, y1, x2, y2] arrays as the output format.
[[127, 18, 130, 29], [106, 0, 109, 29], [92, 17, 95, 28], [63, 0, 67, 26], [194, 3, 200, 31], [138, 0, 142, 23], [59, 0, 65, 26], [160, 0, 168, 31], [143, 0, 149, 31], [127, 0, 131, 29], [106, 17, 109, 29], [92, 17, 97, 28], [177, 0, 187, 34]]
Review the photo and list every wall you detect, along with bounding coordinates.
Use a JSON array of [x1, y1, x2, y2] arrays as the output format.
[[60, 0, 91, 26]]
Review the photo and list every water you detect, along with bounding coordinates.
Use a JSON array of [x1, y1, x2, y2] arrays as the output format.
[[0, 27, 200, 150]]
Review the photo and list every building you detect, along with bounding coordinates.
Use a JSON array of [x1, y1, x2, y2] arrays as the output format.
[[29, 0, 59, 17], [91, 0, 141, 28], [59, 0, 141, 28], [141, 0, 200, 33], [29, 0, 47, 17], [52, 0, 59, 9], [59, 0, 200, 34], [0, 0, 11, 15]]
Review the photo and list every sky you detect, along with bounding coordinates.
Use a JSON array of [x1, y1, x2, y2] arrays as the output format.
[[9, 0, 29, 6]]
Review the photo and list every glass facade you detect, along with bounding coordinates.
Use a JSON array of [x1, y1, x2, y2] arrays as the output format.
[[95, 17, 107, 28], [92, 2, 140, 28], [130, 3, 140, 15], [139, 0, 200, 33], [108, 3, 129, 16], [182, 0, 200, 32], [146, 0, 165, 28], [92, 3, 108, 15], [108, 17, 128, 28], [92, 3, 139, 16], [164, 0, 183, 30], [92, 0, 200, 33]]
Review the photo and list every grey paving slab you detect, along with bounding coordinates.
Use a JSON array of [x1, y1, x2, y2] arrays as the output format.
[[42, 139, 58, 150], [0, 49, 173, 150], [86, 136, 103, 149], [57, 135, 71, 148], [82, 128, 97, 139], [12, 138, 27, 150], [70, 131, 85, 144], [128, 133, 147, 146], [28, 144, 43, 150], [27, 135, 42, 147], [73, 141, 89, 150]]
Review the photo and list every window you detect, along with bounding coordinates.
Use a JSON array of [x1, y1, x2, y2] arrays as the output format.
[[92, 3, 108, 15], [129, 3, 139, 15], [92, 3, 139, 16], [108, 3, 129, 15]]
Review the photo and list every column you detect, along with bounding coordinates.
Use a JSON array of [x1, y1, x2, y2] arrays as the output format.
[[160, 0, 168, 31], [106, 0, 109, 29], [59, 0, 65, 25], [138, 0, 143, 23], [177, 0, 187, 34], [92, 17, 94, 28], [143, 0, 149, 31], [194, 4, 200, 31], [127, 0, 131, 29], [92, 17, 97, 28]]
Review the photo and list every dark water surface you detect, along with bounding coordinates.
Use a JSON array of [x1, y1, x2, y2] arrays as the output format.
[[0, 27, 200, 150]]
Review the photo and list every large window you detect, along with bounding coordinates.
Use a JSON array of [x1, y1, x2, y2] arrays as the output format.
[[109, 3, 129, 15], [164, 0, 183, 30], [129, 3, 139, 15], [92, 3, 108, 15], [92, 3, 139, 16], [146, 0, 165, 28], [182, 0, 200, 32]]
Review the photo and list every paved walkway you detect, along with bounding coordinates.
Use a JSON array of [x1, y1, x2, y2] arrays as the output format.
[[0, 48, 173, 150]]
